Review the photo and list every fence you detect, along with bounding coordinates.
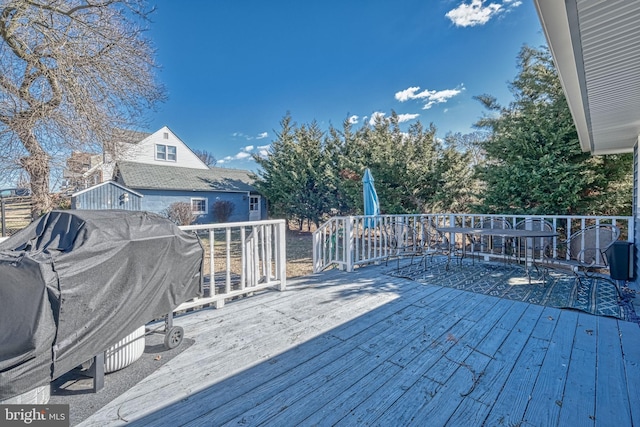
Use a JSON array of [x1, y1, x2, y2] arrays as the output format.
[[0, 196, 32, 237], [175, 219, 287, 311], [312, 213, 634, 273]]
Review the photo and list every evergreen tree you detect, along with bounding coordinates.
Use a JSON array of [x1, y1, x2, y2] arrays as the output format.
[[252, 114, 298, 221], [252, 114, 336, 229], [475, 45, 632, 215]]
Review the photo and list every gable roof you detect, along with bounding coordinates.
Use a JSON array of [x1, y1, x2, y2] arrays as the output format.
[[134, 126, 210, 169], [115, 161, 257, 193], [112, 128, 152, 144]]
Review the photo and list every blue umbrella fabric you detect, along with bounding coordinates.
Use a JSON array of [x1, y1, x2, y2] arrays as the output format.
[[362, 168, 380, 228]]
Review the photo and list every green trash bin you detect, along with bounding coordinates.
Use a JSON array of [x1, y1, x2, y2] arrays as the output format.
[[605, 241, 634, 281]]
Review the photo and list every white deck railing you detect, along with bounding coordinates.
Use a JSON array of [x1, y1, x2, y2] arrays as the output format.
[[312, 213, 634, 273], [176, 219, 287, 310]]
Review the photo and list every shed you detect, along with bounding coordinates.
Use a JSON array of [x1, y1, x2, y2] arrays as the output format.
[[71, 181, 143, 211]]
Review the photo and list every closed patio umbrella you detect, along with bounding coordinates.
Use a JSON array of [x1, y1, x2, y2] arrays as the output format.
[[362, 168, 380, 228]]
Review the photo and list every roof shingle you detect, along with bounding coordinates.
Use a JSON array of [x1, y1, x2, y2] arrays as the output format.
[[115, 161, 256, 193]]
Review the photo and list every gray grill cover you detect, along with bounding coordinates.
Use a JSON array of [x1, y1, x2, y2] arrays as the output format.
[[0, 210, 203, 400]]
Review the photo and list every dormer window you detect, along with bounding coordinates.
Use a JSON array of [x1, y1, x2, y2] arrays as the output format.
[[156, 144, 177, 162]]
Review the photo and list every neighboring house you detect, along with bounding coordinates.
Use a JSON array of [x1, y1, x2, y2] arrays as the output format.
[[111, 125, 209, 170], [61, 128, 152, 194], [61, 152, 104, 193], [113, 161, 265, 223], [65, 126, 266, 222], [62, 126, 209, 194]]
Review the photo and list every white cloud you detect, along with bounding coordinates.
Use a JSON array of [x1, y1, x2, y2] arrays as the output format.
[[219, 143, 273, 164], [445, 0, 521, 28], [397, 113, 420, 123], [395, 85, 465, 109], [395, 87, 423, 102], [369, 111, 386, 126], [231, 131, 269, 141], [257, 145, 270, 158], [348, 115, 359, 124]]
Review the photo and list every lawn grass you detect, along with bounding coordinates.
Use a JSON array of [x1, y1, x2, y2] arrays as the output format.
[[195, 226, 314, 280], [285, 228, 313, 278]]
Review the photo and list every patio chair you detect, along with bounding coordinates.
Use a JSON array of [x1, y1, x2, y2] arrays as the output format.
[[470, 218, 512, 259], [515, 218, 554, 261], [416, 219, 452, 267], [382, 221, 421, 270], [543, 224, 622, 297]]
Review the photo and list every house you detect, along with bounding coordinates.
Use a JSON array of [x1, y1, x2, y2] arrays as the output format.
[[111, 126, 209, 170], [534, 0, 640, 285], [113, 161, 265, 223], [69, 126, 266, 222], [61, 129, 151, 193], [61, 151, 104, 192]]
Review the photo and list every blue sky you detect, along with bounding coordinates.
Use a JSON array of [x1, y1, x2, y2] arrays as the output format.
[[147, 0, 547, 170]]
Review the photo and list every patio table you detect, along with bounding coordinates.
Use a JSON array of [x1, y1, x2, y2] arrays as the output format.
[[436, 226, 559, 282]]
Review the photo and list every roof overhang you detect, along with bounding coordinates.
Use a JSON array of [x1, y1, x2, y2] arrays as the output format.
[[534, 0, 640, 155]]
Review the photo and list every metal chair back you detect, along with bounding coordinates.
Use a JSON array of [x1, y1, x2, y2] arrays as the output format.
[[515, 218, 554, 260], [479, 218, 512, 254], [568, 224, 620, 269], [419, 219, 450, 255]]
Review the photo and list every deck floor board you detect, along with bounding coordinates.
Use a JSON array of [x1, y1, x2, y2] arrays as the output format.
[[595, 316, 634, 426], [77, 262, 640, 427]]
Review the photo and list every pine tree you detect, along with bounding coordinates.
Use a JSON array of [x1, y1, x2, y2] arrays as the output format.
[[475, 45, 632, 215]]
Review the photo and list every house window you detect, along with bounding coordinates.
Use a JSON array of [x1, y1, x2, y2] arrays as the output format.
[[167, 146, 177, 161], [156, 144, 177, 162], [250, 196, 260, 211], [191, 197, 207, 215], [163, 132, 169, 139]]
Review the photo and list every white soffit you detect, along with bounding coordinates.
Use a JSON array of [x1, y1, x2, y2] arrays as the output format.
[[534, 0, 640, 155]]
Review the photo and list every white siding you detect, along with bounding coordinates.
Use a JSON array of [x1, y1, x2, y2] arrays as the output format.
[[634, 142, 639, 287], [124, 126, 209, 169]]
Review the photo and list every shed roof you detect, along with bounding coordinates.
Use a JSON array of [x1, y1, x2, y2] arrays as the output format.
[[71, 180, 144, 198], [115, 161, 256, 193]]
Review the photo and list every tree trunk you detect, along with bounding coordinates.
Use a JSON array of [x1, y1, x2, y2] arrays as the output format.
[[18, 137, 51, 219]]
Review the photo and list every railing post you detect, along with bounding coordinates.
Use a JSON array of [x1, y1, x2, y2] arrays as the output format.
[[277, 220, 287, 290], [0, 197, 5, 237], [312, 225, 319, 273], [345, 217, 354, 272]]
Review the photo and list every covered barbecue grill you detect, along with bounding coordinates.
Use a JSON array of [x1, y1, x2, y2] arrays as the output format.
[[0, 210, 203, 401]]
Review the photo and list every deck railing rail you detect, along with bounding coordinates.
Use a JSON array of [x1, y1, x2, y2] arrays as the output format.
[[312, 213, 634, 273], [176, 219, 287, 311]]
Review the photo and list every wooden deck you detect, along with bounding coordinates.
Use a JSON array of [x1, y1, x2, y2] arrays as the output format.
[[80, 262, 640, 427]]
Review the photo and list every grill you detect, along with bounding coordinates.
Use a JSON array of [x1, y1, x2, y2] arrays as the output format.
[[0, 210, 203, 400]]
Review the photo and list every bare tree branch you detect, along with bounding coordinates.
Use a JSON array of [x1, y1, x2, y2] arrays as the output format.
[[0, 0, 165, 217]]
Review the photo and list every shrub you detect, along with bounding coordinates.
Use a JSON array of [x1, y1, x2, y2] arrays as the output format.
[[212, 200, 234, 222], [163, 202, 196, 226]]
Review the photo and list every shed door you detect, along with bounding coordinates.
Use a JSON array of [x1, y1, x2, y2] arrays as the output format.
[[249, 195, 261, 221]]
